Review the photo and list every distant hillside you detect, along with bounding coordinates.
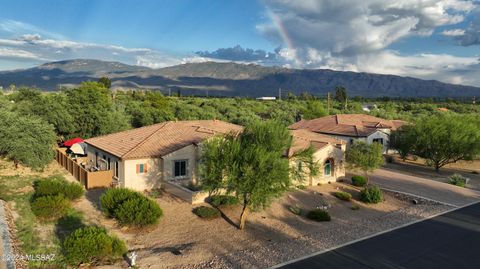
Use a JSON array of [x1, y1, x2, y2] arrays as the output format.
[[1, 59, 479, 98]]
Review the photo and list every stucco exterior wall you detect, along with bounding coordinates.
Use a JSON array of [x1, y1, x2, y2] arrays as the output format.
[[161, 144, 199, 183], [290, 144, 346, 186], [123, 158, 162, 191], [366, 129, 390, 153]]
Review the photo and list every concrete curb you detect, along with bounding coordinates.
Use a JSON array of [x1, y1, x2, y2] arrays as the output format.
[[0, 200, 15, 269], [380, 187, 460, 208], [269, 200, 480, 269]]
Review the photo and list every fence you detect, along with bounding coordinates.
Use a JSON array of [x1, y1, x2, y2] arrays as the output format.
[[56, 148, 113, 189]]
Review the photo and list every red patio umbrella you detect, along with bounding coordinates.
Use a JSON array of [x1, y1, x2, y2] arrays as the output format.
[[63, 137, 84, 147]]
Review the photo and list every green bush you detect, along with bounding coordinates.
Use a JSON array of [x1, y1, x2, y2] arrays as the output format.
[[113, 196, 163, 226], [288, 205, 302, 215], [334, 191, 352, 201], [100, 188, 143, 217], [209, 195, 240, 207], [351, 175, 367, 187], [296, 184, 307, 190], [449, 174, 468, 187], [34, 178, 84, 200], [360, 185, 383, 204], [192, 206, 221, 219], [31, 195, 70, 220], [63, 226, 126, 266], [306, 209, 331, 222], [351, 205, 360, 210], [100, 188, 163, 227]]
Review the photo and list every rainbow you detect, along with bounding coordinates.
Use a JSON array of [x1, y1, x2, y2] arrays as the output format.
[[266, 7, 301, 66]]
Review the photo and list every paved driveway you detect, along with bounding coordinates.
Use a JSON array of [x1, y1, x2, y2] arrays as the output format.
[[275, 202, 480, 269], [368, 168, 480, 207]]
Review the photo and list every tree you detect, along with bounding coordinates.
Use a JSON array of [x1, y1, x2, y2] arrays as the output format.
[[389, 125, 416, 161], [400, 115, 480, 171], [346, 141, 384, 182], [200, 121, 292, 229], [290, 146, 320, 186], [98, 77, 112, 89], [301, 100, 327, 119], [64, 82, 129, 138], [0, 110, 56, 169], [335, 86, 348, 109]]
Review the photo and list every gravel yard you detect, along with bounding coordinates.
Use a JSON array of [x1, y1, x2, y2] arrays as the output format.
[[88, 182, 452, 269]]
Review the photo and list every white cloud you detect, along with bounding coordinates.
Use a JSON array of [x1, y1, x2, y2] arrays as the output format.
[[0, 34, 208, 69], [441, 29, 466, 36], [258, 0, 480, 86], [0, 47, 44, 60]]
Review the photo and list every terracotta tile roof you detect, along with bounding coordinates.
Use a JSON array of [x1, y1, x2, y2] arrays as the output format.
[[289, 114, 406, 137], [288, 129, 345, 157], [85, 120, 243, 159]]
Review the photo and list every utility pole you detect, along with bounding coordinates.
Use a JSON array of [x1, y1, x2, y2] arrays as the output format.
[[327, 92, 331, 115], [168, 88, 171, 97], [278, 88, 282, 100]]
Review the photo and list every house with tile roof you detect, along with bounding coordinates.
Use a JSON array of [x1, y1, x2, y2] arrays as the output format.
[[83, 120, 346, 197], [289, 129, 346, 185], [289, 114, 406, 152]]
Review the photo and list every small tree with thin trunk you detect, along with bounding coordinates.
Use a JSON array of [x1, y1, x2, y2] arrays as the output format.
[[346, 141, 384, 183], [290, 146, 320, 186], [200, 120, 292, 230]]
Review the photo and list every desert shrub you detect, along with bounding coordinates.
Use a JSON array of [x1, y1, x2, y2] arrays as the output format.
[[288, 205, 302, 215], [351, 205, 360, 210], [449, 174, 468, 187], [31, 195, 70, 220], [100, 188, 143, 217], [306, 209, 331, 222], [148, 189, 162, 198], [100, 188, 162, 226], [334, 191, 352, 201], [209, 195, 240, 207], [351, 175, 367, 187], [296, 184, 307, 190], [63, 226, 126, 266], [192, 206, 221, 219], [34, 178, 84, 200], [113, 196, 163, 226], [360, 185, 383, 204]]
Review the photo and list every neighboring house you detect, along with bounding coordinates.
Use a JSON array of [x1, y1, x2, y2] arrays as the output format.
[[84, 119, 347, 193], [361, 103, 378, 112], [85, 120, 243, 191], [289, 114, 406, 152], [288, 129, 346, 185]]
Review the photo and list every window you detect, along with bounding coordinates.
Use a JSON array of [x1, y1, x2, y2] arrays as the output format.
[[95, 151, 98, 167], [174, 160, 188, 177], [324, 160, 331, 176], [107, 157, 111, 170], [114, 161, 119, 178], [373, 138, 384, 145], [136, 163, 148, 174], [349, 139, 354, 145]]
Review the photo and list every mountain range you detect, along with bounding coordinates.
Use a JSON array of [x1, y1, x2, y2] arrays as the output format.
[[1, 59, 479, 98]]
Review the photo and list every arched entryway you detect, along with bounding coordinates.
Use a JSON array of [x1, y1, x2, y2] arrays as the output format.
[[324, 158, 334, 177]]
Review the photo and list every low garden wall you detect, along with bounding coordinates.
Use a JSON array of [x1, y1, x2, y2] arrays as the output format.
[[162, 181, 210, 204]]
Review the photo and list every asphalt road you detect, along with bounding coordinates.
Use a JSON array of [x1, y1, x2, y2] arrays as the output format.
[[275, 202, 480, 269], [369, 168, 480, 207]]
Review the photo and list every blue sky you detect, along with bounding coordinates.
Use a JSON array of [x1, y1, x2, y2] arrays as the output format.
[[0, 0, 479, 86]]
